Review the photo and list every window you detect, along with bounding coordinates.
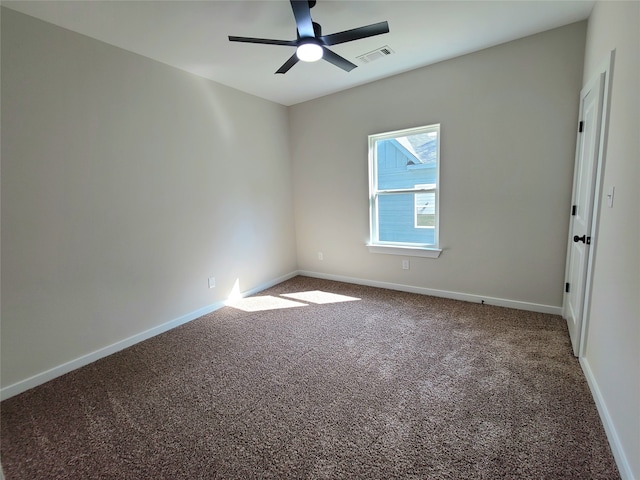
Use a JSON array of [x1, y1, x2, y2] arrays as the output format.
[[367, 124, 441, 258]]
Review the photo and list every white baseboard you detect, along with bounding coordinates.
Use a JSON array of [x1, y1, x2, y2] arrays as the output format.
[[580, 357, 634, 480], [0, 271, 299, 401], [298, 270, 562, 315]]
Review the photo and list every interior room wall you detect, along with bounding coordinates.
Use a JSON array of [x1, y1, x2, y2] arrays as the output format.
[[580, 2, 639, 478], [1, 8, 297, 391], [290, 22, 586, 310]]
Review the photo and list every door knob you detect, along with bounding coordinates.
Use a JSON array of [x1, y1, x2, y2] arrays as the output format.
[[573, 235, 590, 244]]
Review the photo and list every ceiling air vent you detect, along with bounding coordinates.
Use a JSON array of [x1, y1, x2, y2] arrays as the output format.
[[356, 45, 394, 64]]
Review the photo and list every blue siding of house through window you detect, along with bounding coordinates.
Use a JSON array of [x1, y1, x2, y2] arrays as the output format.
[[376, 139, 436, 244]]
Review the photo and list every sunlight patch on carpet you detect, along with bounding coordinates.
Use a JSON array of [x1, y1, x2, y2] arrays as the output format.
[[227, 295, 307, 312], [281, 290, 360, 304], [226, 290, 360, 312]]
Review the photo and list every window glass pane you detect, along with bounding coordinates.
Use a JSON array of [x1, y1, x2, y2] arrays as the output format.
[[378, 194, 435, 244], [376, 131, 438, 190], [415, 191, 436, 228]]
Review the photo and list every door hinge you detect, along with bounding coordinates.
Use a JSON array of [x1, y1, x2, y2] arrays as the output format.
[[578, 121, 584, 133], [571, 205, 577, 216], [565, 282, 570, 293]]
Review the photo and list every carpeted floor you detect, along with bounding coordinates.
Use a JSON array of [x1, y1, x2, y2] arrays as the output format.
[[1, 276, 619, 479]]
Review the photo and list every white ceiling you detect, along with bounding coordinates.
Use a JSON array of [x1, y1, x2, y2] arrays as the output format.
[[3, 0, 594, 106]]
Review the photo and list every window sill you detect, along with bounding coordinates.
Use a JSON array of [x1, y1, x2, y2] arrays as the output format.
[[366, 244, 442, 258]]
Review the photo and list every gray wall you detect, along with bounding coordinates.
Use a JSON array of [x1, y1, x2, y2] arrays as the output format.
[[1, 8, 297, 389], [581, 2, 640, 478], [290, 22, 586, 309]]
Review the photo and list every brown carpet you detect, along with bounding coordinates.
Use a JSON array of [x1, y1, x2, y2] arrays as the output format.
[[1, 276, 619, 479]]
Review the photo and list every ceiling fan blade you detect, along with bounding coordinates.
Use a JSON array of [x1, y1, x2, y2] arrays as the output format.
[[276, 52, 300, 74], [228, 36, 297, 46], [290, 0, 315, 38], [320, 21, 389, 46], [322, 47, 357, 72]]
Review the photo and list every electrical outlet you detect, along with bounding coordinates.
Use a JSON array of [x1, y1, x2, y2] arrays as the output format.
[[402, 260, 410, 270], [318, 252, 324, 261], [208, 277, 216, 289]]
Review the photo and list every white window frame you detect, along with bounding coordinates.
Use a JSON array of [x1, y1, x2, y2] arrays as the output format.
[[367, 124, 442, 258]]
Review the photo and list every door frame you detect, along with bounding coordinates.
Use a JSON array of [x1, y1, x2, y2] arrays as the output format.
[[562, 50, 614, 357]]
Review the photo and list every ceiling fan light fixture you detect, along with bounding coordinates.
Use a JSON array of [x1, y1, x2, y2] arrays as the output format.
[[296, 41, 323, 62]]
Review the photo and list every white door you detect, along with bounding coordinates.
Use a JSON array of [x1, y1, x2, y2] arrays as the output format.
[[564, 72, 605, 356]]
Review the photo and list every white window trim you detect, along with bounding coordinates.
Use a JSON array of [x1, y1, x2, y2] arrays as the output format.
[[368, 124, 441, 257], [366, 243, 442, 258]]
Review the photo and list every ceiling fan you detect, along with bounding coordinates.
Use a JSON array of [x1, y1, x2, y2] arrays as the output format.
[[228, 0, 389, 74]]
